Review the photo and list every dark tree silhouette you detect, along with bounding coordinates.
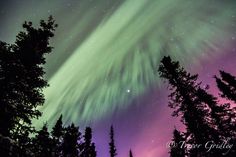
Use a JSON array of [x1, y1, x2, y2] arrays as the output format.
[[215, 71, 236, 156], [0, 16, 57, 156], [80, 127, 97, 157], [215, 70, 236, 103], [90, 143, 97, 157], [1, 16, 105, 157], [33, 124, 53, 157], [169, 129, 185, 157], [109, 126, 117, 157], [62, 123, 81, 157], [51, 115, 64, 157], [158, 56, 236, 157], [129, 149, 133, 157]]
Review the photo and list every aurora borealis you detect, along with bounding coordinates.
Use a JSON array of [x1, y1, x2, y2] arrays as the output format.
[[1, 0, 236, 157]]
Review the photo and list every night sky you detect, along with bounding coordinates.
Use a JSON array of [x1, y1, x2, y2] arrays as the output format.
[[1, 0, 236, 157]]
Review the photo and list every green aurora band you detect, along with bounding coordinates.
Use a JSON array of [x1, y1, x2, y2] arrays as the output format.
[[37, 0, 235, 126]]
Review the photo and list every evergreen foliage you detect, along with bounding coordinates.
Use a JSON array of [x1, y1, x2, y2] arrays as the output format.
[[80, 127, 97, 157], [33, 124, 53, 157], [0, 16, 57, 157], [215, 70, 236, 103], [129, 149, 133, 157], [109, 126, 117, 157], [1, 16, 236, 157], [169, 129, 185, 157], [51, 115, 64, 157], [159, 56, 236, 157], [62, 123, 81, 157]]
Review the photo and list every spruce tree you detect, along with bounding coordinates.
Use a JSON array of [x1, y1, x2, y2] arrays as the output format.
[[158, 56, 222, 157], [80, 127, 97, 157], [197, 71, 236, 156], [33, 124, 53, 157], [215, 70, 236, 103], [0, 16, 57, 156], [90, 143, 97, 157], [170, 129, 185, 157], [109, 126, 117, 157], [215, 71, 236, 156], [196, 87, 236, 139], [51, 115, 64, 157], [0, 16, 57, 137], [129, 149, 133, 157], [62, 123, 81, 157]]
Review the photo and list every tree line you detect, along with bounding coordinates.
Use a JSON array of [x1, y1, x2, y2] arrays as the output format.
[[0, 17, 136, 157], [158, 56, 236, 157], [1, 16, 235, 157]]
